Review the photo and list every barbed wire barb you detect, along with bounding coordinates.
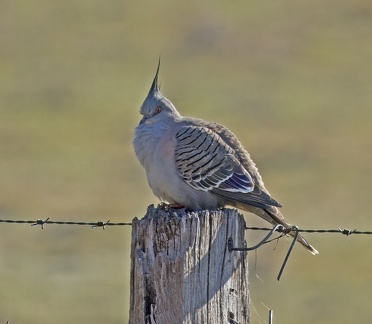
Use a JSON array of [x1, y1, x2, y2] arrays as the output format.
[[31, 218, 49, 229], [92, 220, 110, 230]]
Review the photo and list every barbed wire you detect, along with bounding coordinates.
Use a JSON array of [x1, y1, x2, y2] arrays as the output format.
[[236, 224, 371, 280], [0, 217, 370, 235], [245, 226, 372, 236], [0, 218, 131, 229]]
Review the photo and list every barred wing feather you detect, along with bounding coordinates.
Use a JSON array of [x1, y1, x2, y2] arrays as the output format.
[[175, 126, 254, 193]]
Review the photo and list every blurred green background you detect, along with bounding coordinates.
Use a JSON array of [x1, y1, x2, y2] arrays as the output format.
[[0, 0, 371, 323]]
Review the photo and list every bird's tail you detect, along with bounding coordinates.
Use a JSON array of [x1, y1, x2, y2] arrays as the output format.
[[240, 204, 319, 255]]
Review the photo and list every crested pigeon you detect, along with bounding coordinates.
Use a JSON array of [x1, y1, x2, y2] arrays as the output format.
[[133, 61, 318, 255]]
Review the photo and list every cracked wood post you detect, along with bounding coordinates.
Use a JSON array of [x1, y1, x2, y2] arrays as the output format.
[[129, 205, 249, 324]]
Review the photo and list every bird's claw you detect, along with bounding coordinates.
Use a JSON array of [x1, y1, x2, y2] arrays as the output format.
[[158, 202, 185, 211]]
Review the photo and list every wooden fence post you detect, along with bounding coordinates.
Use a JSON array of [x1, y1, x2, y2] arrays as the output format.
[[129, 205, 249, 324]]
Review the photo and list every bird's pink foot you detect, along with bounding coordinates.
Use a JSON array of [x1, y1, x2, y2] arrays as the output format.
[[169, 203, 185, 209]]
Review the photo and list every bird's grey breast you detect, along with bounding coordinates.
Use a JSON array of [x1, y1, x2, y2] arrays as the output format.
[[134, 121, 180, 198], [134, 122, 171, 168]]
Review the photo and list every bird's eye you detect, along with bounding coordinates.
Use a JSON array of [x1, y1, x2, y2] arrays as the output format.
[[154, 106, 162, 114]]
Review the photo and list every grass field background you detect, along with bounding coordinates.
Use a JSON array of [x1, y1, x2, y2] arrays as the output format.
[[0, 0, 371, 323]]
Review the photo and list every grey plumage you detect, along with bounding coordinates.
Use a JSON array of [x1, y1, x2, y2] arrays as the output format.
[[133, 61, 318, 255]]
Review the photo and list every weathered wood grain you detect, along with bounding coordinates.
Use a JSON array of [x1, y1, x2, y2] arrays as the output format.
[[130, 205, 249, 324]]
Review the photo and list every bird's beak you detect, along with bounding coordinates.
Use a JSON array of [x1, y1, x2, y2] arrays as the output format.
[[139, 116, 146, 125]]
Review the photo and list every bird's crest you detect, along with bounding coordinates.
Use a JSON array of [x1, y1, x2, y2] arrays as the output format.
[[149, 57, 161, 95]]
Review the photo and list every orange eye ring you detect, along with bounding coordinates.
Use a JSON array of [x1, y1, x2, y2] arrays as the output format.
[[155, 106, 162, 114]]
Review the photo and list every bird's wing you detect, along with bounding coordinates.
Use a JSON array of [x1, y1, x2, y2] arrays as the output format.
[[175, 125, 280, 208]]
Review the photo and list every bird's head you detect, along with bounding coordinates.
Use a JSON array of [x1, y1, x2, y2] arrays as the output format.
[[139, 60, 181, 125]]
